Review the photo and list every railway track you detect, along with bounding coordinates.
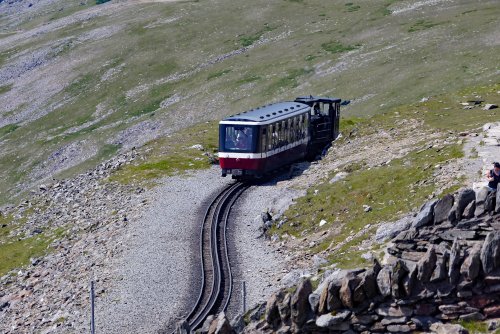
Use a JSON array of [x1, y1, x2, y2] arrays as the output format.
[[181, 181, 248, 332]]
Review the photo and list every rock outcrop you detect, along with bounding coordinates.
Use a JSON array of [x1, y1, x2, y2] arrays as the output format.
[[217, 187, 500, 333]]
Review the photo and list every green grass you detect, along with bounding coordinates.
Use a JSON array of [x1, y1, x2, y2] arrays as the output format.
[[321, 41, 358, 54], [0, 235, 53, 276], [207, 69, 232, 81], [109, 121, 219, 184], [0, 83, 13, 95], [457, 320, 489, 333], [237, 74, 261, 84], [345, 3, 361, 12], [0, 124, 19, 138], [408, 19, 441, 32], [267, 68, 313, 94], [0, 0, 499, 214], [281, 142, 463, 268], [269, 83, 500, 269], [239, 24, 275, 47]]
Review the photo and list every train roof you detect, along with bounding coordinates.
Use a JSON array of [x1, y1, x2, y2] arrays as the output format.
[[222, 101, 310, 123], [221, 96, 342, 124], [294, 96, 342, 104]]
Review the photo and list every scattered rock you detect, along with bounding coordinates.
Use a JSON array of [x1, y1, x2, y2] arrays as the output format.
[[430, 322, 469, 334], [483, 104, 498, 110]]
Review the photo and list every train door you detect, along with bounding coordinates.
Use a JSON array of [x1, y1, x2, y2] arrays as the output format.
[[332, 101, 340, 140]]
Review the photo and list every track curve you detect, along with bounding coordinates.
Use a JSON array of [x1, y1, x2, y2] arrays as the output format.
[[180, 181, 248, 332]]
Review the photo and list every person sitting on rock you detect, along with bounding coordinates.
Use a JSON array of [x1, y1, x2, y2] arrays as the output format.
[[486, 162, 500, 191]]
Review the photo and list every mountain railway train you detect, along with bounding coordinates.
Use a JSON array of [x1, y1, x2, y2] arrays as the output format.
[[218, 96, 342, 179]]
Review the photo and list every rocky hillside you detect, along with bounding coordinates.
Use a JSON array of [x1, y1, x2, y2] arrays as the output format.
[[0, 0, 499, 205], [202, 187, 500, 333], [0, 0, 499, 333]]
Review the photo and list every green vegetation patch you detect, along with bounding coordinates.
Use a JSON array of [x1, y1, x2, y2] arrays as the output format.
[[321, 41, 358, 54], [237, 74, 261, 84], [0, 124, 19, 138], [457, 320, 489, 333], [267, 68, 313, 94], [0, 234, 53, 276], [408, 19, 440, 32], [96, 0, 111, 4], [238, 24, 275, 47], [0, 83, 13, 95], [345, 3, 361, 12], [0, 213, 67, 276], [109, 121, 219, 185], [207, 69, 232, 81], [278, 142, 463, 268]]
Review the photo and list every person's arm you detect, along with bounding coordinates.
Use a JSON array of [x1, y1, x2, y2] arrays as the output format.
[[487, 170, 494, 181]]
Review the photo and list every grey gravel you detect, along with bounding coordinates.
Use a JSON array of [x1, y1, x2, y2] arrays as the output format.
[[226, 182, 292, 318], [95, 167, 229, 333]]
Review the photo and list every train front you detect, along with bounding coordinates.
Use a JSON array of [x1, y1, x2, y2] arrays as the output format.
[[218, 121, 262, 178]]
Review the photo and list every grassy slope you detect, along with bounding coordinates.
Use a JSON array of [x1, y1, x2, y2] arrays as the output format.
[[0, 0, 498, 205], [273, 82, 500, 269]]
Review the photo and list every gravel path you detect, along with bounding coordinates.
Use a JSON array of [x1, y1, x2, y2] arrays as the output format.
[[226, 179, 299, 319], [95, 167, 229, 333], [94, 167, 297, 333]]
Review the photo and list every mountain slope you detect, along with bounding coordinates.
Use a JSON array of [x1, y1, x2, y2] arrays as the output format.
[[0, 0, 498, 204]]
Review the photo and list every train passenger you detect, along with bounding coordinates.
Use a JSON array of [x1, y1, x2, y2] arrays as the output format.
[[236, 128, 252, 150]]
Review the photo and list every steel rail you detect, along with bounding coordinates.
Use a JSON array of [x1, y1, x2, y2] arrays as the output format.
[[180, 181, 247, 332]]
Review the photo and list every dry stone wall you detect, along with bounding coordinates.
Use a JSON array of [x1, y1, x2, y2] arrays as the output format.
[[201, 187, 500, 334]]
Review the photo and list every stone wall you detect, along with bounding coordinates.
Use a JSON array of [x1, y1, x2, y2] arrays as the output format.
[[201, 187, 500, 334]]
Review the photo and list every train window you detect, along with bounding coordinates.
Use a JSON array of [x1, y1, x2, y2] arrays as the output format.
[[261, 127, 267, 153], [222, 125, 254, 152], [282, 121, 287, 146], [268, 126, 273, 151], [271, 124, 278, 149]]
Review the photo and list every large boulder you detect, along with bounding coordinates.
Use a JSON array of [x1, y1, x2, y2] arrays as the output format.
[[392, 260, 409, 298], [496, 189, 500, 213], [339, 273, 362, 308], [434, 194, 454, 223], [430, 251, 449, 282], [462, 200, 476, 219], [412, 200, 438, 228], [377, 266, 392, 297], [315, 310, 351, 328], [402, 264, 418, 297], [455, 189, 476, 220], [290, 279, 313, 327], [358, 267, 379, 298], [326, 279, 343, 311], [375, 216, 412, 242], [429, 322, 469, 334], [265, 291, 283, 327], [460, 244, 482, 281], [278, 293, 291, 324], [475, 187, 489, 217], [485, 191, 496, 213], [481, 231, 500, 274], [449, 239, 463, 284], [208, 313, 232, 334], [417, 247, 437, 283]]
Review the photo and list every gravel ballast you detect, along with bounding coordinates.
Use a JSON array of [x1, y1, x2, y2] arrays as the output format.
[[226, 178, 304, 318], [95, 168, 297, 333]]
